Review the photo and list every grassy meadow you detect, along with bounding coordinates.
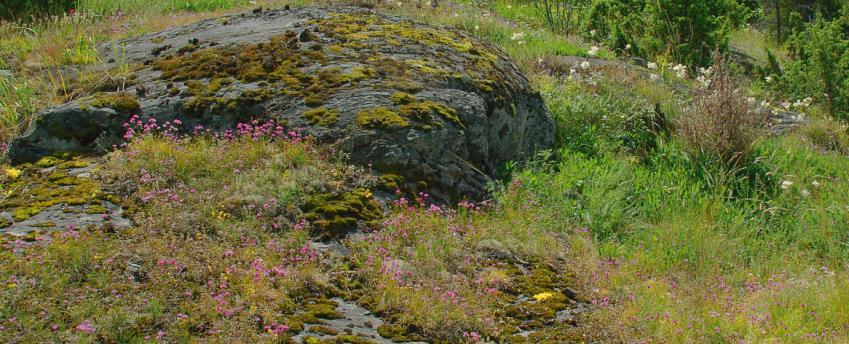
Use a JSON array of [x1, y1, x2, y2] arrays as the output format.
[[1, 0, 849, 342]]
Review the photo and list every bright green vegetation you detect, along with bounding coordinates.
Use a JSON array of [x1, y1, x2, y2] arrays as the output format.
[[2, 0, 849, 343]]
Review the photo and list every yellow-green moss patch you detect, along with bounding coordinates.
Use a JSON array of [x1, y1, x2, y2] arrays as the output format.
[[399, 100, 463, 128], [2, 158, 108, 222], [355, 107, 409, 130], [89, 92, 141, 113], [391, 92, 416, 105], [302, 107, 339, 126]]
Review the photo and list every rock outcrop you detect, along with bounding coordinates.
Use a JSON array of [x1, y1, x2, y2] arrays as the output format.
[[9, 7, 555, 202]]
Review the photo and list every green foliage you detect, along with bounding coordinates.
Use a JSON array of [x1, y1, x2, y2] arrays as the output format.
[[581, 0, 736, 66], [782, 15, 849, 120]]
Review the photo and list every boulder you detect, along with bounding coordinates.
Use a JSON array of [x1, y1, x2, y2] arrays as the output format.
[[9, 7, 555, 202]]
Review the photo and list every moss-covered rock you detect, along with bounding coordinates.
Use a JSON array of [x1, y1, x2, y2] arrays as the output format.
[[12, 7, 556, 203]]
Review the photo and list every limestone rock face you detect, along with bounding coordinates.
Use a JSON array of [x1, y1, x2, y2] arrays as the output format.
[[9, 7, 555, 201]]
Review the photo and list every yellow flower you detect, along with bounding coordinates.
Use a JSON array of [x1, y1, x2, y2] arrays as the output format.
[[4, 168, 22, 180], [6, 283, 16, 289], [533, 292, 554, 302]]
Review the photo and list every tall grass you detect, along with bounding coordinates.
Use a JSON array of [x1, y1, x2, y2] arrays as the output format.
[[0, 59, 36, 149], [77, 0, 253, 15]]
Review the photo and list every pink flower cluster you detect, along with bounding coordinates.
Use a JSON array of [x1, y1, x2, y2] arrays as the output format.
[[263, 322, 289, 334], [463, 331, 482, 342], [120, 115, 305, 147], [208, 280, 243, 318]]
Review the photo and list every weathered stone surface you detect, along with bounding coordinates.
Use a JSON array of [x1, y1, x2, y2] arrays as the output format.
[[9, 7, 555, 202]]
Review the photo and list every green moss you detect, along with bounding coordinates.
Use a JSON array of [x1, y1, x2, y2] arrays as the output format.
[[89, 92, 141, 113], [378, 173, 404, 192], [390, 92, 416, 105], [302, 107, 339, 126], [238, 88, 273, 105], [305, 303, 342, 320], [381, 80, 424, 93], [57, 159, 89, 169], [399, 100, 462, 128], [12, 207, 41, 221], [0, 218, 9, 228], [355, 107, 409, 130], [376, 324, 421, 342], [334, 335, 378, 344], [308, 325, 339, 335], [302, 190, 382, 240], [35, 156, 60, 168], [302, 337, 321, 344], [505, 301, 558, 320], [85, 205, 107, 214], [182, 96, 229, 115], [343, 66, 376, 82]]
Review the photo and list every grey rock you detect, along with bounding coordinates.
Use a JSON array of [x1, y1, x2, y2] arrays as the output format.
[[8, 7, 555, 203], [9, 98, 138, 163]]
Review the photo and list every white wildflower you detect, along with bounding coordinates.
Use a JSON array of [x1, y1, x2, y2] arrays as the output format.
[[672, 64, 687, 79], [625, 44, 631, 50], [580, 61, 590, 70], [588, 46, 599, 57], [812, 180, 821, 187], [650, 73, 659, 81], [590, 29, 596, 37], [801, 189, 810, 197], [647, 62, 658, 70], [511, 32, 525, 41], [781, 180, 793, 190], [765, 76, 773, 83], [781, 101, 791, 110]]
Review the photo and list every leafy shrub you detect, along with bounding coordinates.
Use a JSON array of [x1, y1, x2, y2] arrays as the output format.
[[782, 14, 849, 121], [676, 52, 766, 167]]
